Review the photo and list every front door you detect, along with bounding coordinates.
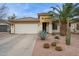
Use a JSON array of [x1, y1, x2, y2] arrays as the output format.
[[42, 22, 49, 32]]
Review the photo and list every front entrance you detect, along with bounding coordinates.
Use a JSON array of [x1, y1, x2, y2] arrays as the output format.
[[42, 22, 49, 32]]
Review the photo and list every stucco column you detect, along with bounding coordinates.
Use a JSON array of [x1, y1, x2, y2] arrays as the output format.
[[49, 23, 52, 33], [39, 23, 42, 32], [11, 24, 15, 33]]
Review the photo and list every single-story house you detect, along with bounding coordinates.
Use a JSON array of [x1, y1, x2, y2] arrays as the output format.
[[9, 13, 79, 34]]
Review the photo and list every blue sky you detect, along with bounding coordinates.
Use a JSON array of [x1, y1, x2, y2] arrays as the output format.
[[5, 3, 62, 18]]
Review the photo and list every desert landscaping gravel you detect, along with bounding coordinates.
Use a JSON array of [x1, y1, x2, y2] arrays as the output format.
[[32, 34, 79, 56]]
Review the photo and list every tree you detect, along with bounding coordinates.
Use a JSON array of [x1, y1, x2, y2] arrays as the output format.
[[8, 14, 16, 20], [48, 3, 79, 45], [0, 4, 8, 19]]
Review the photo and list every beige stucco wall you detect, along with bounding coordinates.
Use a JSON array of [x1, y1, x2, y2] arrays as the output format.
[[11, 24, 15, 33], [71, 23, 79, 33], [48, 23, 52, 33], [39, 15, 52, 23]]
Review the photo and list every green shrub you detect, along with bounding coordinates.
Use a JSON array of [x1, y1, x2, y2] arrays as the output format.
[[43, 43, 50, 48], [39, 31, 47, 40], [51, 42, 56, 46], [55, 46, 63, 51]]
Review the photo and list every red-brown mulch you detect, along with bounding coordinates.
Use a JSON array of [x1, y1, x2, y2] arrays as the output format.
[[32, 34, 79, 56]]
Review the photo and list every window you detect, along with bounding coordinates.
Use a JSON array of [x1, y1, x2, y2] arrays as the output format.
[[52, 23, 57, 30], [42, 17, 44, 19], [76, 23, 79, 30]]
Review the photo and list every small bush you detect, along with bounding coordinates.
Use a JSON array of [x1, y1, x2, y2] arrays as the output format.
[[51, 42, 56, 46], [43, 43, 50, 48], [39, 31, 47, 40], [55, 46, 63, 51], [54, 36, 59, 39]]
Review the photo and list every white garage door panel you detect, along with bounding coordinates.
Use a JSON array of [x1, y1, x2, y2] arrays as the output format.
[[15, 24, 38, 34]]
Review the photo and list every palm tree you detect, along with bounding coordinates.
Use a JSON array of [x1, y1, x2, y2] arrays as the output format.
[[48, 3, 79, 45]]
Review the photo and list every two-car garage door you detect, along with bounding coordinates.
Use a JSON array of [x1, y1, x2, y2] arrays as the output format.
[[15, 24, 39, 34]]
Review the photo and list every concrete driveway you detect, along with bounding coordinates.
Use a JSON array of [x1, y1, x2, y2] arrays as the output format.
[[0, 32, 37, 56]]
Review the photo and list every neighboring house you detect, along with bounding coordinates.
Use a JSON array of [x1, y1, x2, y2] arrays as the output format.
[[71, 22, 79, 33], [0, 20, 10, 32], [9, 13, 79, 34]]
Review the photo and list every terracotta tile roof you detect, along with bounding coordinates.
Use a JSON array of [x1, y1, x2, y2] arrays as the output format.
[[9, 17, 39, 22], [38, 13, 53, 16]]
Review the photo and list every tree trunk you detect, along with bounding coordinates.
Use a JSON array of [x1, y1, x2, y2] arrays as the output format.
[[60, 21, 67, 36], [66, 18, 71, 45]]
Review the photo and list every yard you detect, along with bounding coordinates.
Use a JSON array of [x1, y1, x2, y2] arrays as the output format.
[[32, 34, 79, 56], [0, 32, 37, 56], [0, 32, 79, 56]]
